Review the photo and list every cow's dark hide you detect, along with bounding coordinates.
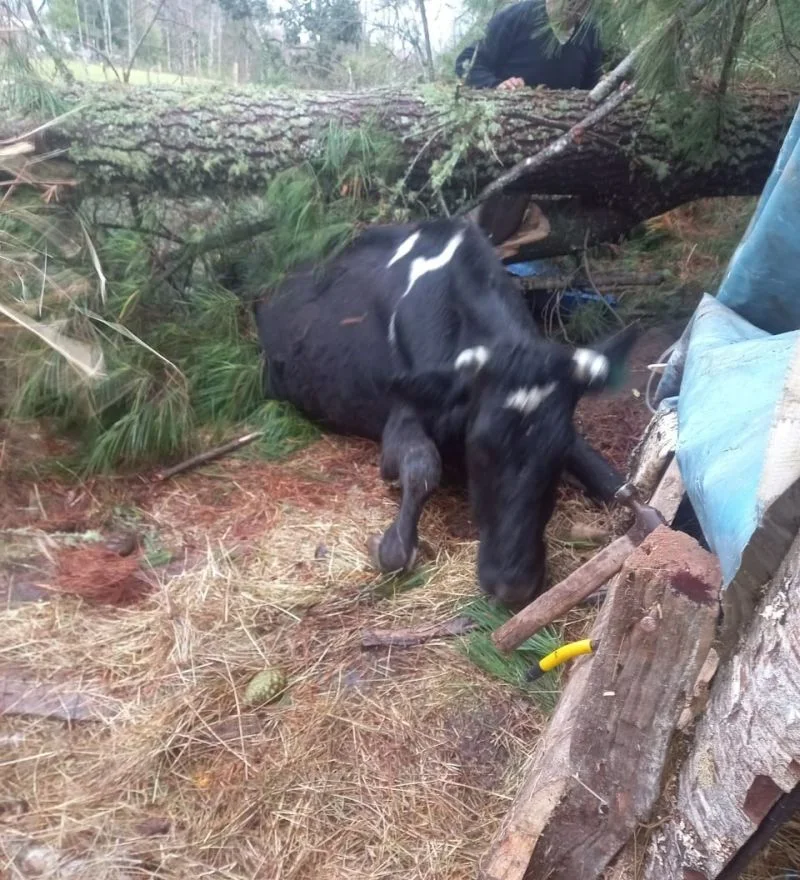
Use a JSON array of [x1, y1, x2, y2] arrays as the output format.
[[254, 217, 635, 607]]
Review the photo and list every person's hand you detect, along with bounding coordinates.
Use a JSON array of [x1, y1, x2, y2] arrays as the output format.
[[497, 77, 525, 91]]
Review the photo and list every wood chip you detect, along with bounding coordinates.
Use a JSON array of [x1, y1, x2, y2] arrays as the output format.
[[0, 673, 121, 722]]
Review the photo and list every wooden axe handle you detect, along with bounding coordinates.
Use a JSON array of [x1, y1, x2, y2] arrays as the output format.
[[492, 459, 686, 655], [492, 534, 636, 654]]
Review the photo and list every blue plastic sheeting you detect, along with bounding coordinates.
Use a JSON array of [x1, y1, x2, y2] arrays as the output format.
[[716, 99, 800, 334], [506, 259, 619, 312], [674, 295, 800, 587], [651, 96, 800, 589], [506, 258, 556, 278], [654, 97, 800, 403]]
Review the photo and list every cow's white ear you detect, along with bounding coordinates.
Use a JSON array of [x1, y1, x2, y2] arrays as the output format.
[[572, 348, 609, 386], [455, 346, 490, 374]]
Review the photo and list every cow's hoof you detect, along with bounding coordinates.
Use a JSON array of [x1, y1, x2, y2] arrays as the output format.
[[366, 532, 416, 574], [367, 534, 384, 570]]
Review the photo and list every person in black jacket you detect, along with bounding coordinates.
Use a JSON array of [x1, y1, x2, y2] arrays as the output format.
[[456, 0, 603, 255], [457, 0, 602, 92]]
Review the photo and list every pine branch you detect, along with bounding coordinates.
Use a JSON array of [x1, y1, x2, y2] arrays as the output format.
[[717, 0, 752, 101], [459, 83, 636, 215], [589, 48, 641, 104], [590, 0, 712, 102]]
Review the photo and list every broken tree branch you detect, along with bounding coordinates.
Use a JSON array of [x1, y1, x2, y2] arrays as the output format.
[[460, 83, 637, 216], [155, 431, 263, 481], [589, 49, 641, 104], [361, 616, 478, 648]]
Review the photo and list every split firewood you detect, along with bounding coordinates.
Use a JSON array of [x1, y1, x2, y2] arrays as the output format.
[[642, 529, 800, 879], [627, 403, 678, 499], [361, 615, 478, 648], [480, 526, 721, 880]]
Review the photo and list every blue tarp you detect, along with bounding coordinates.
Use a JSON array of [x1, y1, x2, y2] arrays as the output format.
[[716, 100, 800, 334], [673, 296, 799, 586], [506, 258, 618, 313], [654, 98, 800, 589]]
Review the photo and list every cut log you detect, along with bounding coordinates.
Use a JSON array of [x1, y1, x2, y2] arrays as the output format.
[[628, 405, 679, 501], [3, 83, 797, 258], [642, 529, 800, 880], [480, 526, 721, 880]]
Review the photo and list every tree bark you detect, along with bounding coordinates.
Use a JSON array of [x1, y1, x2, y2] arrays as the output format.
[[642, 530, 800, 880], [3, 83, 798, 257], [480, 526, 721, 880]]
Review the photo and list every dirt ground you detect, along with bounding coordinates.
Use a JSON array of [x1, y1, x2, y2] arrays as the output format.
[[0, 327, 678, 879], [2, 318, 797, 879]]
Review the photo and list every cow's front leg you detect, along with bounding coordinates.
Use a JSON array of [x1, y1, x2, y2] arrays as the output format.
[[566, 433, 625, 504], [368, 407, 441, 573]]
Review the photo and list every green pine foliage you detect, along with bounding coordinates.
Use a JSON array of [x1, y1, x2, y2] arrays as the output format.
[[0, 36, 67, 117], [458, 596, 564, 712], [1, 122, 399, 473], [590, 0, 800, 94]]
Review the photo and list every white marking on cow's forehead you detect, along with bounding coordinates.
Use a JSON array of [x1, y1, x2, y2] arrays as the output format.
[[455, 346, 490, 371], [402, 230, 465, 299], [505, 382, 557, 415], [387, 231, 421, 268], [572, 348, 609, 383]]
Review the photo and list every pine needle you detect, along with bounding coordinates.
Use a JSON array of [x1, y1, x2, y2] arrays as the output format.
[[0, 301, 105, 379]]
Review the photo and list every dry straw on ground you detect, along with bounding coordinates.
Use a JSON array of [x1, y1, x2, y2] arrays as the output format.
[[3, 309, 797, 878], [2, 435, 593, 880]]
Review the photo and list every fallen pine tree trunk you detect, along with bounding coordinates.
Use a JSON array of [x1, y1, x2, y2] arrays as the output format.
[[2, 83, 798, 258], [480, 525, 721, 880]]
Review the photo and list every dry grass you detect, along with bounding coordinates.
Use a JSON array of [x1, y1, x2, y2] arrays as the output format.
[[1, 431, 613, 879], [2, 414, 798, 879], [741, 816, 800, 880]]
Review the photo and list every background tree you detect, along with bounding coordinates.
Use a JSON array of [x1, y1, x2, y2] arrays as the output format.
[[278, 0, 363, 78]]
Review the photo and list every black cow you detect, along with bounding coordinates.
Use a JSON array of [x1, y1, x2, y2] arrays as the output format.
[[253, 217, 634, 607]]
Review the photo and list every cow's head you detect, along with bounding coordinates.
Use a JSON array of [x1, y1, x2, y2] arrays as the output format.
[[388, 327, 635, 608]]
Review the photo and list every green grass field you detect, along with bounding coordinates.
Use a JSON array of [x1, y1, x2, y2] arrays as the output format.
[[40, 58, 217, 86]]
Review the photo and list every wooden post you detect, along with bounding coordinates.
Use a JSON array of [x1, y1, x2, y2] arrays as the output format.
[[480, 526, 721, 880], [642, 530, 800, 879]]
